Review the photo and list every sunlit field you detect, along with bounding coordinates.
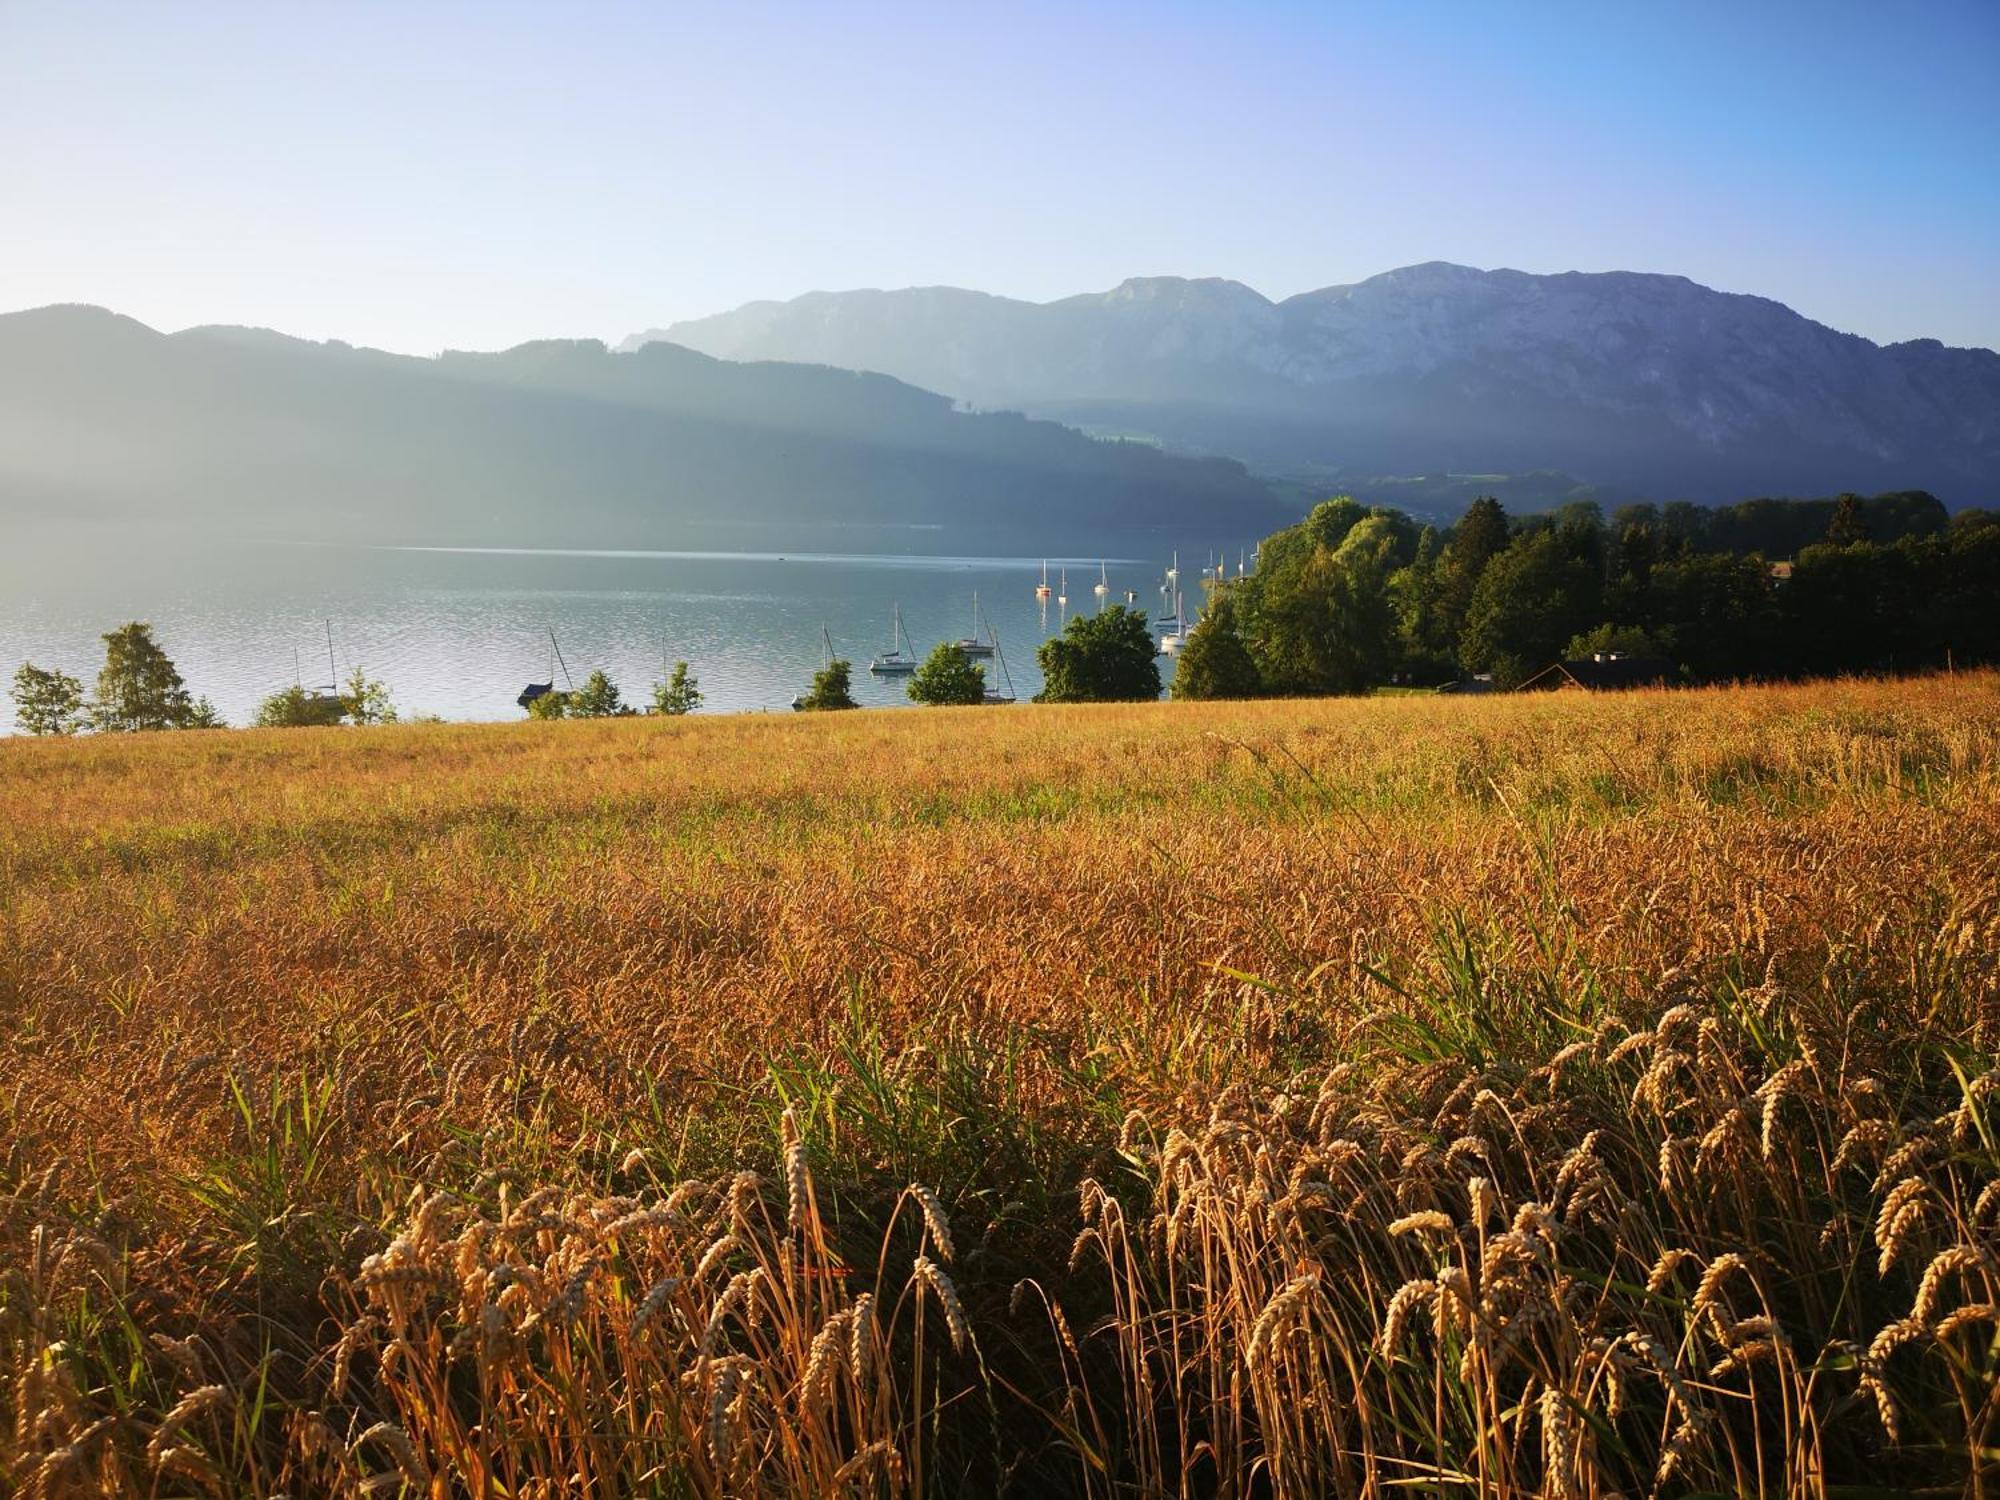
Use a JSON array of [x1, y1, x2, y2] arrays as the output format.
[[4, 676, 1997, 1496]]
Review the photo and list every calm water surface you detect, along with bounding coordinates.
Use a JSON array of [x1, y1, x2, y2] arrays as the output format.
[[1, 528, 1246, 728]]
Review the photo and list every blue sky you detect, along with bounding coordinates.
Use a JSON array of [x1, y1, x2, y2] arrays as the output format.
[[2, 0, 1994, 354]]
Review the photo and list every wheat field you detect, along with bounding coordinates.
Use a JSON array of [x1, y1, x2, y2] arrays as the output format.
[[3, 677, 1997, 1496]]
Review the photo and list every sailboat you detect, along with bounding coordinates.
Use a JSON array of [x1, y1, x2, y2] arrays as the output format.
[[982, 631, 1019, 704], [953, 592, 996, 658], [518, 628, 574, 709], [1093, 561, 1110, 607], [1034, 560, 1052, 602], [302, 621, 345, 720], [1057, 568, 1069, 622], [1157, 589, 1187, 656], [869, 602, 918, 675], [792, 625, 837, 711]]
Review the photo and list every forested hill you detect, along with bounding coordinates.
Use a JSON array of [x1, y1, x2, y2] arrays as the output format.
[[0, 305, 1289, 548], [631, 264, 2000, 504]]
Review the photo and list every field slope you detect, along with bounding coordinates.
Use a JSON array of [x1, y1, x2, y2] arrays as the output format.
[[4, 679, 1997, 1495]]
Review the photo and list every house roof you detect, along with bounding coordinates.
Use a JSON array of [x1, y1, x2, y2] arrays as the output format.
[[1517, 654, 1674, 691]]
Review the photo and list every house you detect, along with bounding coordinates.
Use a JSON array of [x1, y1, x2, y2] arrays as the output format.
[[1516, 652, 1673, 692]]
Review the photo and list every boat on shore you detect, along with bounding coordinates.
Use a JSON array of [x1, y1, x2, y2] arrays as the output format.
[[518, 627, 575, 709]]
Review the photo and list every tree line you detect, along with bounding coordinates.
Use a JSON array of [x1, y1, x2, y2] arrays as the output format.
[[1172, 491, 2000, 698], [12, 622, 403, 734], [9, 622, 708, 734], [11, 623, 227, 734]]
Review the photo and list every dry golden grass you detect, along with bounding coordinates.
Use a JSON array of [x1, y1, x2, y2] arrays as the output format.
[[2, 676, 1996, 1495]]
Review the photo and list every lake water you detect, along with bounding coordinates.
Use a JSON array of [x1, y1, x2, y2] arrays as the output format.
[[0, 526, 1246, 728]]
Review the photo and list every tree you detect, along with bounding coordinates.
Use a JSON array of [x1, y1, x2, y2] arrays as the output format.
[[1234, 516, 1398, 696], [1388, 528, 1456, 684], [906, 641, 986, 705], [11, 662, 87, 735], [1300, 495, 1369, 550], [341, 666, 397, 724], [797, 659, 858, 711], [526, 689, 569, 719], [92, 622, 215, 731], [651, 662, 702, 716], [1459, 531, 1603, 687], [1034, 604, 1161, 703], [255, 683, 346, 727], [568, 669, 629, 718], [1552, 500, 1607, 572], [1644, 552, 1779, 681], [1432, 496, 1509, 651], [1170, 592, 1262, 700], [1825, 494, 1868, 546]]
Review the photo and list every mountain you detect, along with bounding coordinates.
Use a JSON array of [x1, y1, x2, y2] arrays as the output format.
[[626, 264, 2000, 504], [0, 305, 1288, 549]]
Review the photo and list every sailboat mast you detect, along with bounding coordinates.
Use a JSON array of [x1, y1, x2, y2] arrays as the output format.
[[550, 628, 574, 690], [992, 632, 1017, 700]]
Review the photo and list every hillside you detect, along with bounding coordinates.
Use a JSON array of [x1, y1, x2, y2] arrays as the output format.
[[0, 305, 1288, 549], [629, 263, 2000, 503], [4, 678, 1997, 1493]]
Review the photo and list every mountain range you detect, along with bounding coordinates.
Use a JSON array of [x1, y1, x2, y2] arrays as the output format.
[[627, 263, 1999, 504], [0, 305, 1286, 549]]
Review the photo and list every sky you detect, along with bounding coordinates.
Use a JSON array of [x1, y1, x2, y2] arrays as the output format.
[[2, 0, 1996, 355]]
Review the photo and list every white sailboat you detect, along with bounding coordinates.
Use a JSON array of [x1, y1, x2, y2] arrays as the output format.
[[1093, 560, 1110, 607], [953, 592, 996, 658], [1035, 560, 1052, 602], [1057, 568, 1069, 622], [869, 602, 917, 675], [982, 631, 1019, 704], [792, 625, 837, 710], [1157, 588, 1187, 656]]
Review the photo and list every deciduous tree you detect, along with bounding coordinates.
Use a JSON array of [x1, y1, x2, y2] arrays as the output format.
[[907, 641, 986, 706], [1170, 593, 1262, 700], [652, 662, 702, 716], [1034, 605, 1160, 703], [10, 662, 87, 735]]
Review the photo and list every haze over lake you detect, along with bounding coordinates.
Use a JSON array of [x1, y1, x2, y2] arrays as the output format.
[[1, 525, 1247, 728]]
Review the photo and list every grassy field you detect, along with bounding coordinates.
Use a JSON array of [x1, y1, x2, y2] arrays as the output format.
[[3, 677, 1997, 1496]]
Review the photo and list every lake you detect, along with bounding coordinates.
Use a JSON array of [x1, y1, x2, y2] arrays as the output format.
[[0, 526, 1249, 728]]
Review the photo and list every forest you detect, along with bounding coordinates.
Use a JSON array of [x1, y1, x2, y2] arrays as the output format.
[[1174, 489, 2000, 697]]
